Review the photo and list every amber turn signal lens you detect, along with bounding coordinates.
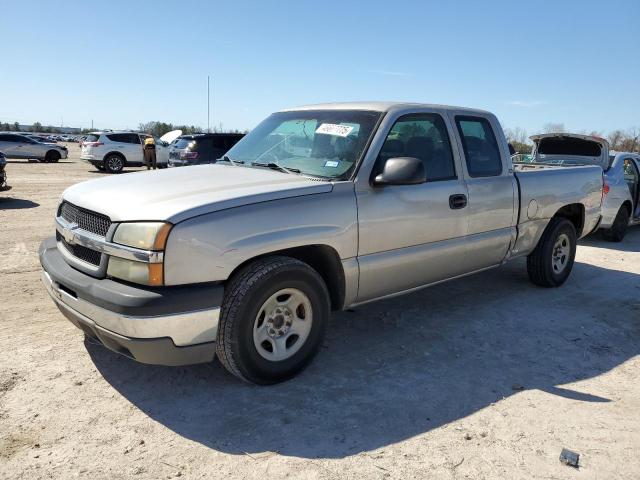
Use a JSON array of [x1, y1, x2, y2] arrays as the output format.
[[148, 263, 164, 286]]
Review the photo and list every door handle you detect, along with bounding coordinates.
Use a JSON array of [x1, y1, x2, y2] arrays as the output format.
[[449, 194, 467, 209]]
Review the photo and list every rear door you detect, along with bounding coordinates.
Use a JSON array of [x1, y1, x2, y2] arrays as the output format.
[[107, 133, 137, 165], [450, 114, 516, 270], [123, 133, 142, 164]]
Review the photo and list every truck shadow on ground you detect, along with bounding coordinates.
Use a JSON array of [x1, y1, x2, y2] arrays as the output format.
[[89, 256, 640, 459]]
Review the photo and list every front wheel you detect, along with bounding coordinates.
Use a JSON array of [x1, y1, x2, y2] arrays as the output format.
[[216, 256, 330, 385], [602, 205, 629, 242], [527, 217, 577, 287], [45, 150, 61, 163]]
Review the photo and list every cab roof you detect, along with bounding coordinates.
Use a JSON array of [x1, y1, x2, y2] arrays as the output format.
[[281, 101, 492, 115]]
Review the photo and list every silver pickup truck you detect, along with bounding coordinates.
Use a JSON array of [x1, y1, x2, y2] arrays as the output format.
[[39, 102, 603, 384]]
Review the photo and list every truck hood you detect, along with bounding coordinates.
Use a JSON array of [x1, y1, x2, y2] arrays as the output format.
[[62, 164, 332, 223]]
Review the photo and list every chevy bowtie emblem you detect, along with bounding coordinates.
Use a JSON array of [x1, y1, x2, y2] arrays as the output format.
[[62, 223, 78, 244]]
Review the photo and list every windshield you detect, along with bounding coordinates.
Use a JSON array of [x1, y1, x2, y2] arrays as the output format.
[[225, 110, 382, 179]]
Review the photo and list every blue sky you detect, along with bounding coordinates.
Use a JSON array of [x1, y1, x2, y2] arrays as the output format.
[[1, 0, 638, 135]]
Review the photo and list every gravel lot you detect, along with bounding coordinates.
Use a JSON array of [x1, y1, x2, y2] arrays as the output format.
[[1, 147, 639, 479]]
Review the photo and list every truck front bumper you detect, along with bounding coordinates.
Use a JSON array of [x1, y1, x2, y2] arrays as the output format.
[[39, 237, 222, 366]]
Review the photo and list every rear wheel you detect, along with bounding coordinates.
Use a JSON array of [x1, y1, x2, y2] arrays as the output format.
[[104, 154, 125, 174], [527, 217, 577, 287], [602, 205, 629, 242], [44, 150, 61, 163], [216, 256, 330, 385]]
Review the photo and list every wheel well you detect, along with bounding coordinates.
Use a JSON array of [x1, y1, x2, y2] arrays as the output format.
[[46, 149, 61, 159], [553, 203, 584, 236], [621, 200, 633, 217], [234, 245, 346, 311], [103, 151, 126, 163]]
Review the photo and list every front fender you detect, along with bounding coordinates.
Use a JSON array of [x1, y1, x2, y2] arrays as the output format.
[[163, 182, 358, 286]]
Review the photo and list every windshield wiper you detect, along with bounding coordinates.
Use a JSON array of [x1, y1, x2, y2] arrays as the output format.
[[251, 161, 301, 175], [218, 155, 244, 166]]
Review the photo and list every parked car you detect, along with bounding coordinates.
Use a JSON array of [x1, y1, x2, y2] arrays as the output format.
[[80, 130, 182, 173], [0, 133, 68, 162], [168, 133, 245, 167], [525, 134, 639, 241], [0, 151, 10, 191], [27, 134, 59, 144], [39, 102, 603, 384]]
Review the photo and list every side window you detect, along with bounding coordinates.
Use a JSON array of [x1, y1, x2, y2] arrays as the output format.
[[107, 133, 126, 143], [623, 158, 638, 182], [128, 134, 141, 144], [455, 116, 502, 177], [376, 113, 456, 182]]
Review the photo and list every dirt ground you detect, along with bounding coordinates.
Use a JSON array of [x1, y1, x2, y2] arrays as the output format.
[[1, 146, 639, 479]]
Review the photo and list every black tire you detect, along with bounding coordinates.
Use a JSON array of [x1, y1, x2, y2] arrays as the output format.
[[527, 217, 577, 287], [45, 150, 61, 163], [216, 256, 330, 385], [104, 154, 125, 174], [602, 205, 629, 242]]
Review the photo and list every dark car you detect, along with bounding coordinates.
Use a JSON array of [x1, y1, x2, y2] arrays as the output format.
[[0, 151, 10, 191], [168, 133, 245, 167]]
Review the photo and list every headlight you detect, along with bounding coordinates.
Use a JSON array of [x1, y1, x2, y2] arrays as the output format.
[[112, 222, 172, 250], [108, 222, 172, 286]]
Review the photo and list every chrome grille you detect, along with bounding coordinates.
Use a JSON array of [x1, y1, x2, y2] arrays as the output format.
[[58, 201, 111, 237], [56, 232, 102, 266]]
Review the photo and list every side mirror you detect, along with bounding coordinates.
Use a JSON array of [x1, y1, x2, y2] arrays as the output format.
[[374, 157, 426, 186]]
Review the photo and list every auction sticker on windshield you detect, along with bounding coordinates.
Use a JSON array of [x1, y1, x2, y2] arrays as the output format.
[[315, 123, 354, 137]]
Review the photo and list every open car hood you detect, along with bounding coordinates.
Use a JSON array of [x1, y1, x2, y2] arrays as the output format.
[[159, 130, 182, 144]]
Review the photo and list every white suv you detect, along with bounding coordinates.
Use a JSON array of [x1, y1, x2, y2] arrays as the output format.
[[80, 130, 181, 173]]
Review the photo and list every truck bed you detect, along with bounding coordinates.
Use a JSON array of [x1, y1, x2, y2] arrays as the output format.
[[510, 163, 603, 258]]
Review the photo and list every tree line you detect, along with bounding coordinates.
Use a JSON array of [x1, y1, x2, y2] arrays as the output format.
[[0, 121, 65, 133], [505, 123, 640, 154], [138, 121, 247, 137]]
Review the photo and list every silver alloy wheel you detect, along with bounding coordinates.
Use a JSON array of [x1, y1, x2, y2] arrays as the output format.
[[253, 288, 313, 361], [551, 233, 570, 273], [107, 156, 123, 172]]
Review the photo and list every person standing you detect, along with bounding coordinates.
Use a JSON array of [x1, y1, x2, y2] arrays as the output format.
[[143, 136, 157, 170]]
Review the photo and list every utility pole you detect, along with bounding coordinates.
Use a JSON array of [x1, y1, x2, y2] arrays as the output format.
[[207, 75, 211, 133]]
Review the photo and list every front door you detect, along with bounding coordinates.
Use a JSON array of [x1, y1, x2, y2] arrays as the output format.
[[356, 111, 470, 303]]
